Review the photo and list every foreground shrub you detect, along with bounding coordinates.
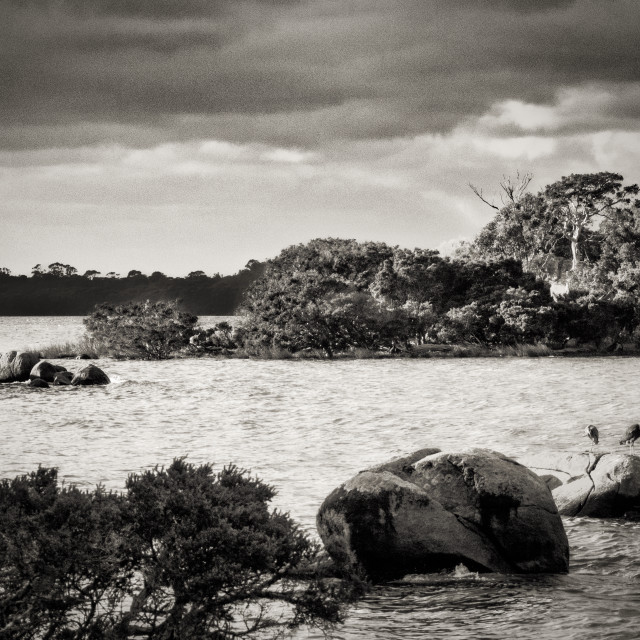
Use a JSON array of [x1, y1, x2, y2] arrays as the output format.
[[84, 300, 198, 359], [0, 460, 362, 639]]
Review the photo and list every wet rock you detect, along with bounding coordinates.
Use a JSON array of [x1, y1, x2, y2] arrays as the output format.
[[317, 448, 569, 581], [523, 452, 640, 518], [0, 351, 41, 383], [30, 361, 64, 383], [53, 371, 74, 385], [76, 354, 91, 360], [71, 364, 110, 386], [28, 377, 50, 388]]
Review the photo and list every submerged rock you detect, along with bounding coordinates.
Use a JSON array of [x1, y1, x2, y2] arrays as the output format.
[[53, 371, 74, 385], [28, 377, 50, 388], [522, 452, 640, 518], [0, 351, 41, 383], [30, 361, 65, 383], [71, 364, 110, 386], [317, 448, 569, 581]]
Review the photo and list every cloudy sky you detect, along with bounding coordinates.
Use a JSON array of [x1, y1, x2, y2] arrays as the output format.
[[2, 0, 639, 276]]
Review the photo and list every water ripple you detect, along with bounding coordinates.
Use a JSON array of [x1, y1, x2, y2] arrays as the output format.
[[2, 345, 640, 638]]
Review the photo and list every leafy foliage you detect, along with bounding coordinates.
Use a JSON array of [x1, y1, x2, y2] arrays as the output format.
[[188, 321, 237, 354], [0, 468, 128, 639], [239, 239, 399, 356], [238, 238, 556, 353], [84, 300, 198, 359], [0, 461, 362, 639]]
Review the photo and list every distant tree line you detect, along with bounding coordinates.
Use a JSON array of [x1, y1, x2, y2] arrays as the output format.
[[10, 171, 640, 355], [0, 261, 265, 315]]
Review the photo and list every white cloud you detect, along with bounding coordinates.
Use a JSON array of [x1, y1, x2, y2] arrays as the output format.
[[473, 83, 640, 135], [261, 148, 316, 164], [478, 100, 560, 131], [471, 135, 556, 160]]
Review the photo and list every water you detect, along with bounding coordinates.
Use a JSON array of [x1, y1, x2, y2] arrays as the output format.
[[1, 318, 640, 639], [0, 315, 233, 353]]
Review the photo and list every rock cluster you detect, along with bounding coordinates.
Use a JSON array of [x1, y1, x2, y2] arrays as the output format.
[[317, 448, 569, 581], [0, 352, 110, 388], [521, 452, 640, 519]]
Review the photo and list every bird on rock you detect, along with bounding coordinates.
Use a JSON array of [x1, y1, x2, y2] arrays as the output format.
[[620, 423, 640, 451], [584, 424, 599, 449]]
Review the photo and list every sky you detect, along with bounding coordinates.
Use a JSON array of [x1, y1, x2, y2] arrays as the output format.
[[2, 0, 640, 277]]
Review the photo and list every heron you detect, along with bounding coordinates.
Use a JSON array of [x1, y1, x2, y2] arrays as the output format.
[[620, 423, 640, 452], [584, 424, 598, 451]]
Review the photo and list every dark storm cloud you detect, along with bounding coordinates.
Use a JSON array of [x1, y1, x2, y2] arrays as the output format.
[[6, 0, 299, 18], [1, 0, 639, 148]]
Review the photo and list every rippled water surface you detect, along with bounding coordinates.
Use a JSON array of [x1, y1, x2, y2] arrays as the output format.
[[1, 318, 640, 639]]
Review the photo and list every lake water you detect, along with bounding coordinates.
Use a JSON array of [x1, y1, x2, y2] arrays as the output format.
[[1, 317, 640, 639]]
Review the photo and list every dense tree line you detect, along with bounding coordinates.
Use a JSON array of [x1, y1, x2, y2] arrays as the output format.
[[236, 172, 640, 356], [0, 262, 264, 315]]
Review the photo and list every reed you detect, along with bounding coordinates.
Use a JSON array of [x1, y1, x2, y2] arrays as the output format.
[[27, 336, 106, 360]]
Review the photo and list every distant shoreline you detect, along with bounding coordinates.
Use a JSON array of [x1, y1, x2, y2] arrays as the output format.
[[32, 341, 637, 361]]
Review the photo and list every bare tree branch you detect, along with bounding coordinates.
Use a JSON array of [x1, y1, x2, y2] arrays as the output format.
[[468, 183, 499, 210]]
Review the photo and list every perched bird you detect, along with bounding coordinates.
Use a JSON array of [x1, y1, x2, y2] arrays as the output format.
[[620, 423, 640, 451], [584, 424, 599, 447]]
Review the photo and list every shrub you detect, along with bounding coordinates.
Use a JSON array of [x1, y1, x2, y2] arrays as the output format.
[[0, 460, 362, 639], [84, 300, 198, 359], [0, 468, 128, 640], [188, 321, 237, 354]]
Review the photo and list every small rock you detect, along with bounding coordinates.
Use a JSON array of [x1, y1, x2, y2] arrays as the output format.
[[28, 377, 50, 388], [71, 364, 110, 386], [76, 354, 91, 360], [30, 361, 63, 383], [53, 371, 74, 385]]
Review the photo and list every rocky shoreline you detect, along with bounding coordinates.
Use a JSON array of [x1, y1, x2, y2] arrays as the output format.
[[0, 350, 110, 387]]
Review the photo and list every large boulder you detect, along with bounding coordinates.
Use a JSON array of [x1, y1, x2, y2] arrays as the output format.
[[71, 364, 110, 386], [30, 361, 65, 383], [0, 351, 40, 383], [317, 448, 569, 581], [522, 452, 640, 518]]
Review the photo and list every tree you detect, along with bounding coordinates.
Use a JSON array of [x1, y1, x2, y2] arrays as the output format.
[[187, 270, 206, 278], [462, 193, 569, 275], [0, 267, 10, 277], [127, 269, 143, 278], [31, 264, 43, 277], [189, 321, 237, 353], [239, 239, 396, 356], [544, 172, 639, 270], [47, 262, 77, 277], [83, 269, 100, 279], [0, 461, 361, 639], [84, 300, 198, 359], [469, 171, 533, 211]]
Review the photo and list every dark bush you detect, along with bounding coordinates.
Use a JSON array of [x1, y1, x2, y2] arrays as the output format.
[[84, 299, 198, 359], [0, 461, 362, 639], [188, 321, 237, 354]]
